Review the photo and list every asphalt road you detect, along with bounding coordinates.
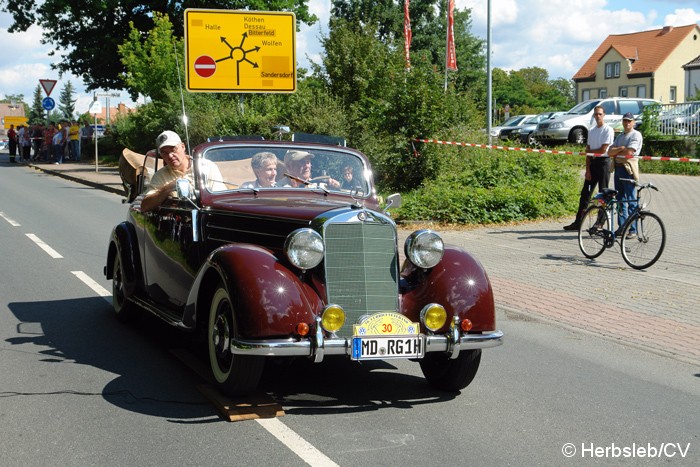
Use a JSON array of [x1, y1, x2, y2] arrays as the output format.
[[1, 162, 698, 466]]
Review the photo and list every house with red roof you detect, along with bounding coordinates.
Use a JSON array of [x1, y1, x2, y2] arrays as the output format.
[[573, 24, 700, 104]]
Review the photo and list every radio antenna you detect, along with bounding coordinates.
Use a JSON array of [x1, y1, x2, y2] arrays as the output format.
[[173, 42, 191, 155]]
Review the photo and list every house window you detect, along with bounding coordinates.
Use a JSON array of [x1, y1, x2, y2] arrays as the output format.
[[669, 86, 677, 103], [599, 88, 608, 98], [605, 62, 620, 79], [637, 85, 646, 98], [582, 89, 590, 101], [619, 87, 628, 97]]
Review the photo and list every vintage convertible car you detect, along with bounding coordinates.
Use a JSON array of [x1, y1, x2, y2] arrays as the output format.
[[105, 138, 503, 396]]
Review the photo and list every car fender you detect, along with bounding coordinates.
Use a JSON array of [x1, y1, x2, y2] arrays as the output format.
[[105, 221, 142, 299], [184, 244, 323, 337], [400, 246, 495, 332]]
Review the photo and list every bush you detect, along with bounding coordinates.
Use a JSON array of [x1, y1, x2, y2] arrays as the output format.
[[395, 149, 580, 224]]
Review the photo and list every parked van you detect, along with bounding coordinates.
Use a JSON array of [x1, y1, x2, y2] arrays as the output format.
[[533, 97, 659, 145]]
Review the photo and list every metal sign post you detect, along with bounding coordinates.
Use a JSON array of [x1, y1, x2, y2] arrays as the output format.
[[92, 92, 118, 172], [88, 98, 102, 172]]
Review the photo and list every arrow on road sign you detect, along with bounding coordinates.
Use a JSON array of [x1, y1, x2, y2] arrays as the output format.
[[42, 97, 55, 111], [40, 79, 57, 96]]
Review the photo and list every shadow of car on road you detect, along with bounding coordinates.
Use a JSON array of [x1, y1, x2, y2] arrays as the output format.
[[7, 297, 458, 421], [7, 297, 215, 422]]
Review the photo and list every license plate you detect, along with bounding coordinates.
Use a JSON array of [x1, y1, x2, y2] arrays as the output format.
[[351, 335, 425, 360]]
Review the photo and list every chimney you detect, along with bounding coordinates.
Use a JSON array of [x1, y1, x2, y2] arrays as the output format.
[[661, 26, 673, 35]]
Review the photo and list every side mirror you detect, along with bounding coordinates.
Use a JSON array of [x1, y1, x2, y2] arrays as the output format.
[[175, 179, 192, 199], [385, 193, 402, 211]]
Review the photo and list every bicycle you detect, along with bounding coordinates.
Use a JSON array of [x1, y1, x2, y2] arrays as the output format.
[[577, 178, 666, 270]]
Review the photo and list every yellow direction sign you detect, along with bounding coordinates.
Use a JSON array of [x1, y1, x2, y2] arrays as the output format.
[[184, 9, 296, 93], [3, 116, 28, 129]]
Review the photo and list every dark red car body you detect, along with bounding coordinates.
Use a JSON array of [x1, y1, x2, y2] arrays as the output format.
[[105, 139, 502, 396]]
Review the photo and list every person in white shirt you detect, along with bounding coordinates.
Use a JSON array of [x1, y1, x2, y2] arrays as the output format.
[[563, 105, 614, 230], [141, 130, 224, 212]]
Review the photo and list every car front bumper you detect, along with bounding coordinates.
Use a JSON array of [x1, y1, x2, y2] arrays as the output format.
[[231, 328, 504, 363]]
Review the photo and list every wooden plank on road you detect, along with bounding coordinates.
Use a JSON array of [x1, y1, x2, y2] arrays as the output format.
[[170, 348, 285, 422]]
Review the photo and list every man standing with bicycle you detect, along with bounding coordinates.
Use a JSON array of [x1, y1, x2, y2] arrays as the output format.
[[564, 105, 615, 230], [608, 112, 642, 238]]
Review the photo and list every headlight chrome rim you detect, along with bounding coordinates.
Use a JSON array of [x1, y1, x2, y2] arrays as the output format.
[[404, 229, 444, 269], [284, 228, 324, 270]]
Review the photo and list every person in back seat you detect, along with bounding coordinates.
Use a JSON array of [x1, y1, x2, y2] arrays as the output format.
[[241, 152, 278, 188]]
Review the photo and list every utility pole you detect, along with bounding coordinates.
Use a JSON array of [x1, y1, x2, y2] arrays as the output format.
[[486, 0, 493, 145]]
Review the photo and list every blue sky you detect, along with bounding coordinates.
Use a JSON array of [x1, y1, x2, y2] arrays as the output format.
[[1, 1, 699, 114]]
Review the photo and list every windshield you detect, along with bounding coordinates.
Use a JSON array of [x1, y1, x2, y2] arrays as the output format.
[[200, 144, 370, 196], [567, 101, 600, 115], [501, 115, 526, 126]]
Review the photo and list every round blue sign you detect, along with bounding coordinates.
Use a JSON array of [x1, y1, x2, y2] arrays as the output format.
[[42, 97, 55, 111]]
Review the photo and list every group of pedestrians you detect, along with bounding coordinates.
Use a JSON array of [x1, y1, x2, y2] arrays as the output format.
[[6, 121, 94, 164], [563, 107, 643, 237]]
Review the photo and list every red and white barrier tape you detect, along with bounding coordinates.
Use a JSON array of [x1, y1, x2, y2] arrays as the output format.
[[414, 138, 700, 163]]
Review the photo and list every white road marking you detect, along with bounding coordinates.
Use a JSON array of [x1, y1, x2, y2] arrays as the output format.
[[256, 418, 339, 467], [71, 271, 112, 304], [71, 272, 334, 466], [25, 233, 63, 258], [0, 211, 20, 226]]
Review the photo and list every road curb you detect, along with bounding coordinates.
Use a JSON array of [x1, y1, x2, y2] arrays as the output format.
[[28, 163, 125, 196]]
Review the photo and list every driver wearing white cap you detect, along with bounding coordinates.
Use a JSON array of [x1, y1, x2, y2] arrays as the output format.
[[141, 130, 224, 212]]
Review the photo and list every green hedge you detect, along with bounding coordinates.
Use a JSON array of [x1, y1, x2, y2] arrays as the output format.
[[395, 149, 580, 224]]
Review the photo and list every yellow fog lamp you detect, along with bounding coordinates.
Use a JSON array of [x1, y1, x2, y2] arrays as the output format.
[[321, 305, 345, 333], [420, 303, 447, 332]]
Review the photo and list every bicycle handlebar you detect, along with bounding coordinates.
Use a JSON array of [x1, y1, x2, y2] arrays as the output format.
[[619, 178, 660, 192]]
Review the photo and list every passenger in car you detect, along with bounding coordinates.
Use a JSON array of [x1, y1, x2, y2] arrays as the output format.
[[278, 150, 341, 188], [240, 152, 278, 188], [140, 130, 223, 212], [340, 165, 362, 191]]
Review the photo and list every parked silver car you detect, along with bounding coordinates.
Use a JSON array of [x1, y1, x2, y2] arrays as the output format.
[[533, 98, 659, 145], [510, 112, 566, 145], [490, 115, 536, 139]]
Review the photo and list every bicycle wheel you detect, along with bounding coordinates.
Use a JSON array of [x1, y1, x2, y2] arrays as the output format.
[[621, 211, 666, 270], [578, 206, 607, 259]]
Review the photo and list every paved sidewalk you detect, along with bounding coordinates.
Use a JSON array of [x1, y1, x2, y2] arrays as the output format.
[[22, 159, 700, 365]]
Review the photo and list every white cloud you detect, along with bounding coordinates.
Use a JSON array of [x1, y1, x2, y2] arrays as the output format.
[[664, 9, 700, 26], [458, 1, 697, 80]]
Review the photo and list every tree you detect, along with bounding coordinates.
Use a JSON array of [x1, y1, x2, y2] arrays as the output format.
[[118, 12, 182, 102], [58, 81, 77, 120], [29, 85, 44, 124], [330, 0, 485, 92], [0, 0, 318, 91]]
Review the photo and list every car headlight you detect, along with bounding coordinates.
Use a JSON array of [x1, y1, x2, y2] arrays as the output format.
[[404, 230, 444, 269], [420, 303, 447, 332], [285, 228, 324, 270], [549, 122, 564, 129], [321, 305, 346, 333]]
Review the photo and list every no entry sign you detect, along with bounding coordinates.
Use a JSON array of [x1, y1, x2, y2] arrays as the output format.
[[194, 55, 216, 78]]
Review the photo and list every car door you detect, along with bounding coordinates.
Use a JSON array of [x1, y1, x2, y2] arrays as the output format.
[[142, 199, 200, 310]]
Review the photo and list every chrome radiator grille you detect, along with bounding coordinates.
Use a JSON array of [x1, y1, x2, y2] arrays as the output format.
[[323, 222, 399, 337]]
